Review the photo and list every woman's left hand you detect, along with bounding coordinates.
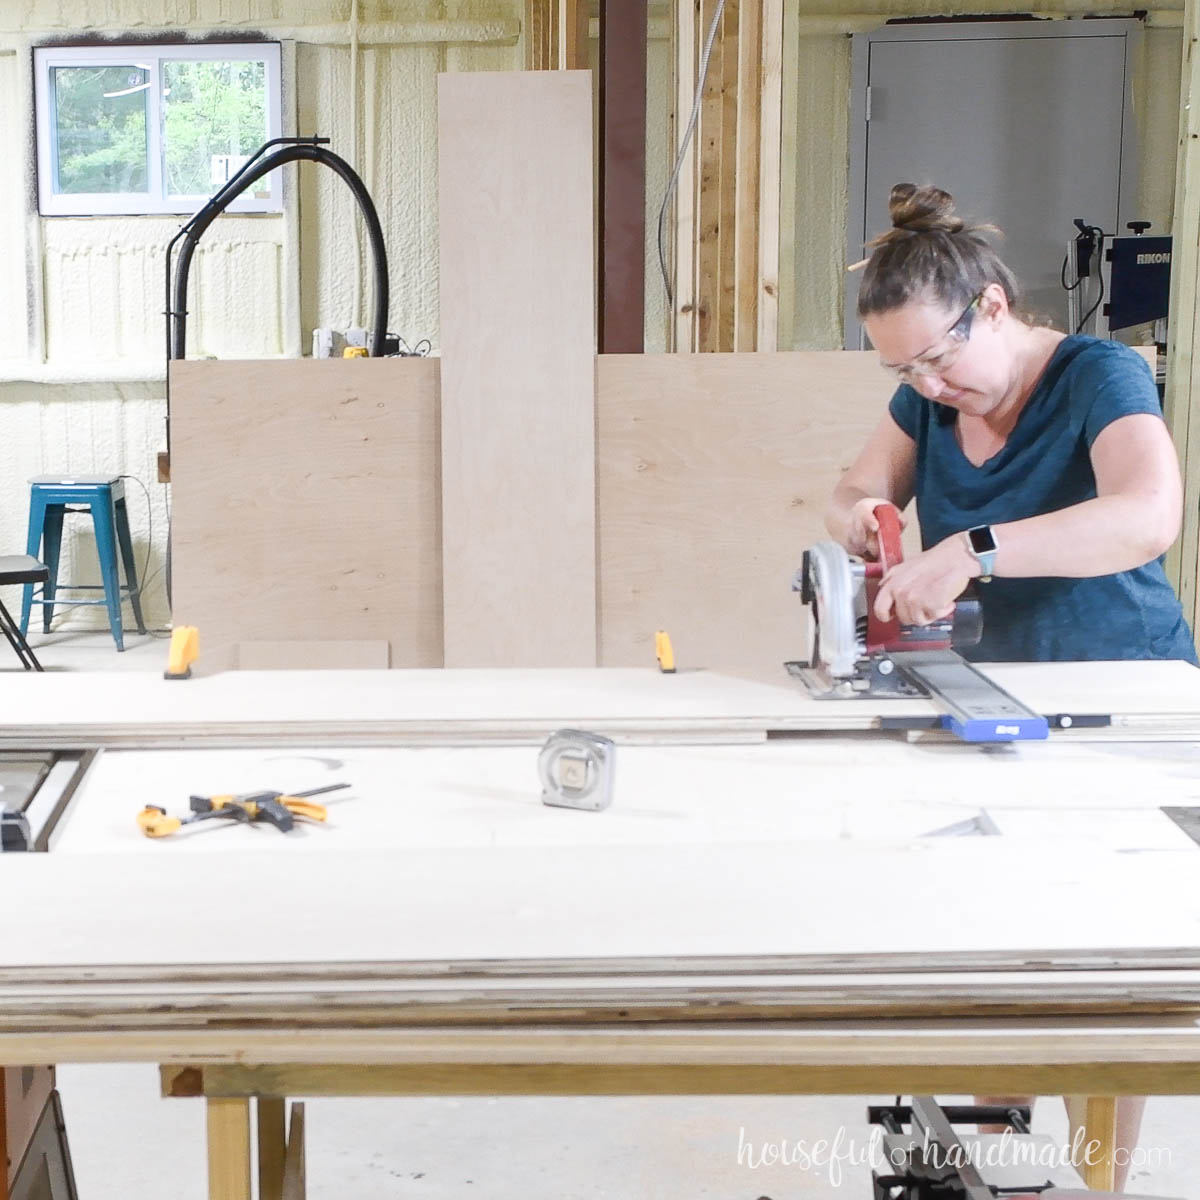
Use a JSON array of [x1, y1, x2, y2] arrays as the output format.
[[874, 535, 978, 626]]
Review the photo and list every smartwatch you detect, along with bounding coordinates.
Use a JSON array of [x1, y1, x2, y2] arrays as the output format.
[[964, 524, 998, 581]]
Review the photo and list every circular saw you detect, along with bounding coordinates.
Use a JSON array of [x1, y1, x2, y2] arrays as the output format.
[[792, 502, 981, 697]]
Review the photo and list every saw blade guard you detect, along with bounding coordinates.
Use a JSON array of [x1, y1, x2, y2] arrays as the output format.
[[804, 540, 863, 678]]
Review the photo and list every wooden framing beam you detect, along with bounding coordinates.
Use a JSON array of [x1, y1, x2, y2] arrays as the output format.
[[1167, 0, 1200, 633], [756, 0, 784, 351], [717, 0, 740, 351], [169, 1051, 1200, 1100], [559, 0, 587, 69], [773, 0, 798, 350], [599, 0, 649, 352], [733, 0, 762, 350], [671, 0, 785, 352], [526, 0, 588, 70], [672, 0, 699, 351], [524, 0, 551, 69], [695, 0, 724, 351]]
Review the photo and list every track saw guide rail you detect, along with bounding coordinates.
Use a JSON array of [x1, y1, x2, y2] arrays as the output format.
[[790, 504, 1049, 743]]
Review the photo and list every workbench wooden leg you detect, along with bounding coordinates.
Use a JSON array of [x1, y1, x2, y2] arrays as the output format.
[[281, 1102, 306, 1200], [1079, 1095, 1117, 1191], [257, 1098, 287, 1200], [207, 1098, 252, 1200]]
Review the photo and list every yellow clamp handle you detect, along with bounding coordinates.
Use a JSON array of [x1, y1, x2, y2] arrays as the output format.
[[164, 625, 199, 679], [137, 806, 182, 838], [279, 796, 329, 822], [655, 630, 676, 673]]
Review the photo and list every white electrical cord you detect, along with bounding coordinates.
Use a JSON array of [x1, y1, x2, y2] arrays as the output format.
[[656, 0, 728, 311]]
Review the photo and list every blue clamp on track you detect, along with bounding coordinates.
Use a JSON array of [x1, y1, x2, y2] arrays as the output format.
[[896, 651, 1050, 744], [940, 712, 1049, 743]]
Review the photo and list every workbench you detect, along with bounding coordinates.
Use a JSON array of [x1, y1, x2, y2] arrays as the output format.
[[4, 663, 1200, 1198]]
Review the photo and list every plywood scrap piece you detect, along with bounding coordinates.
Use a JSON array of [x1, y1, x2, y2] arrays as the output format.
[[437, 71, 597, 667], [169, 359, 442, 668], [597, 350, 897, 676]]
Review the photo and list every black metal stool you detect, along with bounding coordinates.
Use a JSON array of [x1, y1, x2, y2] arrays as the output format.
[[0, 555, 49, 670]]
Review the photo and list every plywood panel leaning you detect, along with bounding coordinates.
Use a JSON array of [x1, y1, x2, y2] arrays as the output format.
[[169, 359, 442, 666], [437, 71, 597, 667], [597, 350, 897, 677]]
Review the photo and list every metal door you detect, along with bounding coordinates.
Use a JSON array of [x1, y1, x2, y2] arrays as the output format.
[[846, 20, 1139, 347]]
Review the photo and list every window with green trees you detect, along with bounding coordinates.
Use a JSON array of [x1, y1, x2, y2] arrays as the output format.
[[35, 43, 282, 216]]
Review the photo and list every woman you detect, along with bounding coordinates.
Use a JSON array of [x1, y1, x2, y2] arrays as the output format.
[[827, 183, 1196, 667], [826, 183, 1197, 1190]]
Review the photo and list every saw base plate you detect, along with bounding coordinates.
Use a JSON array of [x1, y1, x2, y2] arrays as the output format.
[[784, 658, 927, 701]]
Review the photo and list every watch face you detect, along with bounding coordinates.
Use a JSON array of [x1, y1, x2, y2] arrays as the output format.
[[968, 525, 997, 555]]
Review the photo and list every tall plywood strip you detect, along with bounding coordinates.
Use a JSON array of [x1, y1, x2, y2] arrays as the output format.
[[598, 351, 896, 677], [437, 72, 597, 667], [170, 359, 443, 666]]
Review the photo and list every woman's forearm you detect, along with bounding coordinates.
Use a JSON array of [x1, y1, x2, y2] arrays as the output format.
[[986, 493, 1179, 578], [825, 482, 873, 547]]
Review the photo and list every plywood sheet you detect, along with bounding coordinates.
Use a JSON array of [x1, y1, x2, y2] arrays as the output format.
[[166, 351, 917, 675], [4, 838, 1200, 969], [52, 738, 1200, 859], [598, 351, 913, 676], [3, 662, 1200, 748], [437, 71, 597, 667], [170, 359, 442, 666]]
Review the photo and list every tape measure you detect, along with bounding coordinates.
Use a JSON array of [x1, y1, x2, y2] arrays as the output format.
[[538, 729, 615, 812]]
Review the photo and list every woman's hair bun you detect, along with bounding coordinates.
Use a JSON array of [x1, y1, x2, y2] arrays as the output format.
[[854, 182, 1016, 314], [888, 183, 965, 235]]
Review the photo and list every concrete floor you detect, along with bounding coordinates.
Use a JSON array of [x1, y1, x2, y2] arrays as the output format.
[[10, 630, 1200, 1198], [53, 1068, 1200, 1198]]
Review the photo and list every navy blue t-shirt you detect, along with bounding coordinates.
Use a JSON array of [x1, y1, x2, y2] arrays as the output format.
[[888, 334, 1197, 664]]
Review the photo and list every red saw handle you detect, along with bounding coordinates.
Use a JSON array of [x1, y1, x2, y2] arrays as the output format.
[[864, 502, 904, 652], [872, 502, 904, 573]]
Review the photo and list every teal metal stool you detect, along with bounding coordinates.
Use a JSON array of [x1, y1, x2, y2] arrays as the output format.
[[20, 475, 147, 652]]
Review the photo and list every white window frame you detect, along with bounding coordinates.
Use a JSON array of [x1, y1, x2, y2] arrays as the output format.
[[34, 41, 283, 217]]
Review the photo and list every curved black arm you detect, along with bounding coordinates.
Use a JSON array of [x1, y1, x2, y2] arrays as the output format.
[[165, 140, 389, 361]]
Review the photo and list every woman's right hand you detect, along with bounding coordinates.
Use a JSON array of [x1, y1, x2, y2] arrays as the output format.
[[845, 497, 907, 559]]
